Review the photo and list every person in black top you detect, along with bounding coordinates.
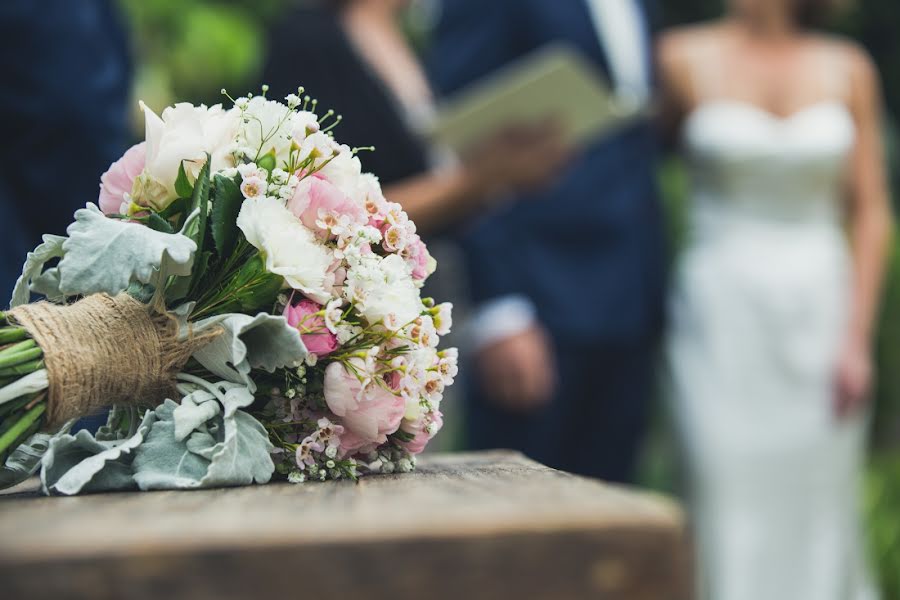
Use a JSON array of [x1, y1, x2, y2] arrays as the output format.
[[260, 0, 568, 235]]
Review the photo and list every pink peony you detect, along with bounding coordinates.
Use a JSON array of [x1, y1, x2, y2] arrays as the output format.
[[324, 360, 405, 454], [98, 142, 146, 215], [400, 410, 444, 455], [284, 298, 339, 356], [287, 173, 366, 238]]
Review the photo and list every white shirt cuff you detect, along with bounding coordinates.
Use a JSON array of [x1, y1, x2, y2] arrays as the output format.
[[467, 294, 537, 351]]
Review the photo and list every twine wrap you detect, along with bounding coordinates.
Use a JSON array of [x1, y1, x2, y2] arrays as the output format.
[[9, 293, 208, 428]]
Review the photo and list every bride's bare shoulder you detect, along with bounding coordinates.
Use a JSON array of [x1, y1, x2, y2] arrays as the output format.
[[810, 34, 880, 94], [657, 21, 727, 66], [657, 21, 727, 98]]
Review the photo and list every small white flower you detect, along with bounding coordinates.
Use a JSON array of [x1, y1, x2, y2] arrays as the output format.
[[305, 353, 319, 367], [397, 458, 413, 473], [285, 388, 296, 399], [325, 445, 338, 459], [240, 175, 267, 199], [432, 302, 453, 336], [326, 460, 336, 469], [287, 470, 306, 484], [323, 298, 344, 334], [285, 93, 301, 108]]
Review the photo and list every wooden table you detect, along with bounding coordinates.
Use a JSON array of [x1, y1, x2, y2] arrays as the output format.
[[0, 451, 692, 599]]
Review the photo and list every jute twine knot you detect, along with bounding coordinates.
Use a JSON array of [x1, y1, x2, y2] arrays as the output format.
[[9, 293, 214, 428]]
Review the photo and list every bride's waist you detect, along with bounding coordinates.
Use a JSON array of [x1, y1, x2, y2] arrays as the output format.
[[687, 197, 843, 241]]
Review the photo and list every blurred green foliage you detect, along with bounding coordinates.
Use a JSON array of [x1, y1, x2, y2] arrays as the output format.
[[118, 0, 287, 117]]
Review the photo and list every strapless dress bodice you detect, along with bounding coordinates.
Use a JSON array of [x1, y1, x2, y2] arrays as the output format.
[[683, 100, 855, 230]]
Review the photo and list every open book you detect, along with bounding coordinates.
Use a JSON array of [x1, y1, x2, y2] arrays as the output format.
[[428, 44, 646, 154]]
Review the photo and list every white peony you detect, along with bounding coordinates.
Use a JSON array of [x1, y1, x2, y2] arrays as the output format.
[[239, 97, 294, 163], [137, 102, 240, 210], [236, 197, 335, 303], [346, 254, 423, 328]]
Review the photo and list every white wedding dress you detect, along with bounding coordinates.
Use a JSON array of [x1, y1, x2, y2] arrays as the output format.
[[667, 96, 878, 599]]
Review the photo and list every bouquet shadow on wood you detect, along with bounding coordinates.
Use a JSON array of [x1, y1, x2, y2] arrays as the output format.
[[0, 88, 456, 494]]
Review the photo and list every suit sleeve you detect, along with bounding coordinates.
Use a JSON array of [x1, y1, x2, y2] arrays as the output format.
[[427, 0, 518, 95]]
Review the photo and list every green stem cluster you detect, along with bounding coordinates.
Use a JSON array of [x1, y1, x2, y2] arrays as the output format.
[[0, 315, 47, 463]]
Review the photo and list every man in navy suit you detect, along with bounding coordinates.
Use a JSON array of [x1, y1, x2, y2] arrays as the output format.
[[0, 0, 131, 302], [429, 0, 664, 482]]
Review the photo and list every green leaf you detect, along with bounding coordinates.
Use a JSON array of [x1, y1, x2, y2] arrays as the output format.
[[225, 253, 283, 313], [256, 150, 276, 174], [187, 157, 212, 295], [211, 174, 243, 257], [174, 160, 193, 199], [146, 213, 175, 234], [160, 196, 188, 218]]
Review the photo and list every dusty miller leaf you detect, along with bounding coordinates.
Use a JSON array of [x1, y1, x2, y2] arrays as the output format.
[[57, 203, 196, 297], [132, 382, 273, 490], [40, 409, 157, 495], [10, 234, 66, 308], [172, 389, 221, 441], [189, 313, 307, 391], [131, 399, 213, 490], [200, 384, 273, 487], [0, 432, 54, 489]]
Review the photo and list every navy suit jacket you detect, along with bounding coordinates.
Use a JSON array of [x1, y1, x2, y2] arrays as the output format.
[[0, 0, 131, 303], [429, 0, 665, 345]]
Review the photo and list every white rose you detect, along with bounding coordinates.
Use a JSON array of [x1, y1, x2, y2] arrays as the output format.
[[138, 101, 240, 209], [236, 197, 334, 303]]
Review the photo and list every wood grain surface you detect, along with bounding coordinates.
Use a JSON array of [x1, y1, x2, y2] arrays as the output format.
[[0, 450, 692, 599]]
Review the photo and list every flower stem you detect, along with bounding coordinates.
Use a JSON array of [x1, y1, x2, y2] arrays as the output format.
[[0, 327, 28, 345], [0, 347, 42, 370], [0, 401, 46, 458], [0, 359, 44, 378]]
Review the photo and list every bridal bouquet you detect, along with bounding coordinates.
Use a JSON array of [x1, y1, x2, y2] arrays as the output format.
[[0, 87, 455, 494]]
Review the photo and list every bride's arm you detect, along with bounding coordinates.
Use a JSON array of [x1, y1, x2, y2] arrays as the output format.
[[655, 29, 695, 148], [838, 45, 894, 416]]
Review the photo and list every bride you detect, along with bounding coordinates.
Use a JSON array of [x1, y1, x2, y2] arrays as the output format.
[[658, 0, 892, 598]]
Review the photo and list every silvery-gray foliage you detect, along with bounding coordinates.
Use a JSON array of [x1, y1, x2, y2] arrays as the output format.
[[41, 409, 157, 495], [132, 379, 274, 490], [38, 378, 274, 494], [9, 234, 66, 307], [57, 204, 197, 297], [0, 432, 56, 489], [189, 312, 307, 392]]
